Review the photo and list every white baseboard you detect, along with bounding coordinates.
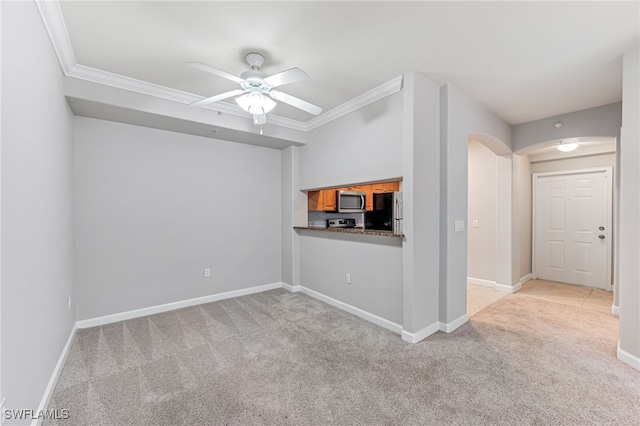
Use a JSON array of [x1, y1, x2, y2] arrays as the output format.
[[611, 305, 619, 316], [439, 313, 469, 333], [298, 286, 403, 335], [33, 323, 77, 426], [468, 276, 524, 294], [617, 341, 640, 371], [520, 273, 532, 284], [280, 282, 301, 293], [401, 322, 440, 343], [467, 277, 496, 288], [494, 282, 523, 293], [294, 285, 467, 344], [76, 282, 282, 329], [290, 285, 452, 344]]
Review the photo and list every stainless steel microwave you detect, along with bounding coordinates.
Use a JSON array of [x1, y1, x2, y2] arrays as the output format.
[[336, 190, 366, 213]]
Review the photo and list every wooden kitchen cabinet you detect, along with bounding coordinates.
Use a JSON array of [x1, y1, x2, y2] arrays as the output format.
[[365, 185, 374, 211], [308, 190, 323, 211], [371, 182, 385, 193], [322, 189, 337, 211], [308, 188, 343, 212], [307, 181, 401, 212], [383, 181, 400, 192]]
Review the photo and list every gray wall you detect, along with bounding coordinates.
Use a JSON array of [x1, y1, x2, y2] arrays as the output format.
[[467, 140, 497, 282], [299, 92, 403, 190], [466, 141, 532, 286], [439, 84, 513, 323], [514, 154, 532, 279], [1, 1, 76, 416], [513, 103, 622, 153], [281, 146, 306, 287], [618, 47, 639, 367], [299, 232, 403, 324], [74, 117, 282, 320], [401, 72, 441, 333], [297, 92, 405, 325], [281, 147, 295, 286]]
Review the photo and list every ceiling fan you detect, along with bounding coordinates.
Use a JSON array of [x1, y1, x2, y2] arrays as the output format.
[[188, 52, 322, 125]]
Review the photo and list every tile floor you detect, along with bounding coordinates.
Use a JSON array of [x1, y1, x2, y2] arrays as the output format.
[[467, 283, 508, 317], [468, 279, 615, 317]]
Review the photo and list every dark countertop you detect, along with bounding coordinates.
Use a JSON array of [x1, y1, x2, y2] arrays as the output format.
[[294, 226, 404, 238]]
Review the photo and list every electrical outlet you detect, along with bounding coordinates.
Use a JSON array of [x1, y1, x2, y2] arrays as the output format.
[[346, 273, 351, 284], [204, 268, 211, 277]]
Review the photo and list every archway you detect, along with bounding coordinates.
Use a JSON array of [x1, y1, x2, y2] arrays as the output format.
[[467, 133, 521, 295]]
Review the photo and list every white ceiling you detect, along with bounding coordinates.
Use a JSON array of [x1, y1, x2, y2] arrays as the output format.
[[58, 1, 639, 125]]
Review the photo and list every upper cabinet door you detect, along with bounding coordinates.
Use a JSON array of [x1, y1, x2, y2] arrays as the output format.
[[371, 182, 385, 194], [308, 190, 323, 211], [383, 182, 399, 192], [323, 189, 337, 211], [365, 185, 373, 211]]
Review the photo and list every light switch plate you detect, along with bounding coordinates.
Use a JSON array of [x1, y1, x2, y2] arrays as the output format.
[[454, 220, 465, 232]]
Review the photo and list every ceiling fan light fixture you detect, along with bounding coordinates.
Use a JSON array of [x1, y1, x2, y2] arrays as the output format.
[[235, 92, 276, 115], [557, 142, 579, 152], [253, 114, 267, 126]]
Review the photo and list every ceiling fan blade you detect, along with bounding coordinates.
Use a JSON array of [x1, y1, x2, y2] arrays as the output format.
[[190, 89, 245, 107], [270, 90, 322, 116], [187, 62, 245, 84], [264, 68, 309, 88]]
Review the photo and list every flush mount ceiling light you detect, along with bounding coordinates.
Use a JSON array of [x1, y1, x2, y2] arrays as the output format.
[[187, 52, 322, 126], [557, 141, 579, 152]]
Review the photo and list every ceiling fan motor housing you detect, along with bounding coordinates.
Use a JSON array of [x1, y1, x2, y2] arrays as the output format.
[[245, 52, 265, 70], [241, 79, 270, 94], [240, 69, 270, 94]]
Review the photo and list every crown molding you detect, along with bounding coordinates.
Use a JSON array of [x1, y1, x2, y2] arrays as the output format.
[[305, 76, 404, 131], [36, 0, 402, 134], [266, 114, 308, 132], [35, 0, 76, 73], [67, 63, 247, 116], [66, 64, 309, 132]]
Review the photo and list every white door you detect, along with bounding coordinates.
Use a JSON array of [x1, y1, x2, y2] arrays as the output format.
[[533, 169, 612, 290]]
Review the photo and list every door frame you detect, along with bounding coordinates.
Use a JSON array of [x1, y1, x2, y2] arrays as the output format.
[[532, 167, 613, 291]]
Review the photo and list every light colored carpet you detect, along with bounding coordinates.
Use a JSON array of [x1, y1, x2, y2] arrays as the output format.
[[45, 289, 640, 425]]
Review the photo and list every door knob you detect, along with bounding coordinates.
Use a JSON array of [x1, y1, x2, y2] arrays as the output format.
[[598, 235, 605, 239]]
